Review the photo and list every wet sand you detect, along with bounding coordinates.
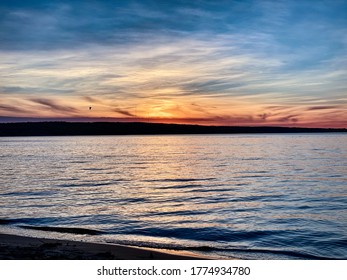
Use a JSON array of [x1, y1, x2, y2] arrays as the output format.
[[0, 233, 205, 260]]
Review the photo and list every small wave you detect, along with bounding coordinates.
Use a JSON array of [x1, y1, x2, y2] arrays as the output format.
[[233, 194, 286, 202], [0, 217, 57, 225], [67, 161, 89, 164], [235, 175, 270, 178], [186, 187, 233, 193], [155, 184, 200, 190], [20, 225, 105, 235], [0, 218, 15, 225], [81, 167, 108, 171], [144, 178, 216, 183], [141, 209, 208, 217], [0, 216, 96, 226], [104, 239, 212, 251], [154, 184, 234, 193], [121, 197, 148, 203], [297, 205, 311, 209], [56, 182, 112, 188], [242, 157, 262, 161], [2, 190, 56, 197], [220, 247, 337, 260], [104, 240, 338, 260], [124, 227, 288, 243]]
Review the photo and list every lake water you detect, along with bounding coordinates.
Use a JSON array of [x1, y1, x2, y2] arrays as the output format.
[[0, 134, 346, 259]]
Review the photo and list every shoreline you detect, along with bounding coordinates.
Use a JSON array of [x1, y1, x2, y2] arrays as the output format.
[[0, 233, 213, 260], [0, 233, 208, 260], [1, 122, 346, 137]]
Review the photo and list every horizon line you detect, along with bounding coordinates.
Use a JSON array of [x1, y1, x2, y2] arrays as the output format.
[[0, 117, 346, 131]]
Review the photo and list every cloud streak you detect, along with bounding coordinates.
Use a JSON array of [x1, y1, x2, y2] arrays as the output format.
[[306, 106, 341, 111], [0, 104, 30, 114], [29, 98, 78, 114], [112, 108, 136, 117]]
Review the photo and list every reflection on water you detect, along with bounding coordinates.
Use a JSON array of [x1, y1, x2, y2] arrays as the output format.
[[0, 134, 346, 259]]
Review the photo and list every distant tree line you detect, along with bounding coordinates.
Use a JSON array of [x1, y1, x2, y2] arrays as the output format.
[[0, 122, 346, 136]]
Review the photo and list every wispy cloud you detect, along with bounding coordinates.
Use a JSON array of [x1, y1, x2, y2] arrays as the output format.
[[306, 106, 341, 111], [112, 108, 136, 117], [29, 98, 78, 114], [0, 104, 30, 114]]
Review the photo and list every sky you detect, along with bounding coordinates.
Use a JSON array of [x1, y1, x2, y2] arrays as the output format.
[[0, 0, 346, 127]]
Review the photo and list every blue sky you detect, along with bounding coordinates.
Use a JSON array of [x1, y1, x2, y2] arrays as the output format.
[[1, 0, 346, 127]]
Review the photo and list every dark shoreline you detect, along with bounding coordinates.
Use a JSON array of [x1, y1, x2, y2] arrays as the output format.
[[0, 122, 346, 136], [0, 233, 206, 260]]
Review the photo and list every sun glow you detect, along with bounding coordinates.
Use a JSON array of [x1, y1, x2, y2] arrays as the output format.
[[142, 100, 180, 119]]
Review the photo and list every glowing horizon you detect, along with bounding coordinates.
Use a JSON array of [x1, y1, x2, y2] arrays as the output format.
[[1, 0, 346, 128]]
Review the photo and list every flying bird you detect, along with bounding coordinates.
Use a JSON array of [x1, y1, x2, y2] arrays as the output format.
[[89, 107, 92, 110]]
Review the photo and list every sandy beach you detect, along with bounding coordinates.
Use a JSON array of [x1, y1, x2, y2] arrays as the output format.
[[0, 233, 205, 260]]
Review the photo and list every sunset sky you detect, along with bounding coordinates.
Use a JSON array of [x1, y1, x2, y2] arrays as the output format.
[[1, 0, 346, 127]]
